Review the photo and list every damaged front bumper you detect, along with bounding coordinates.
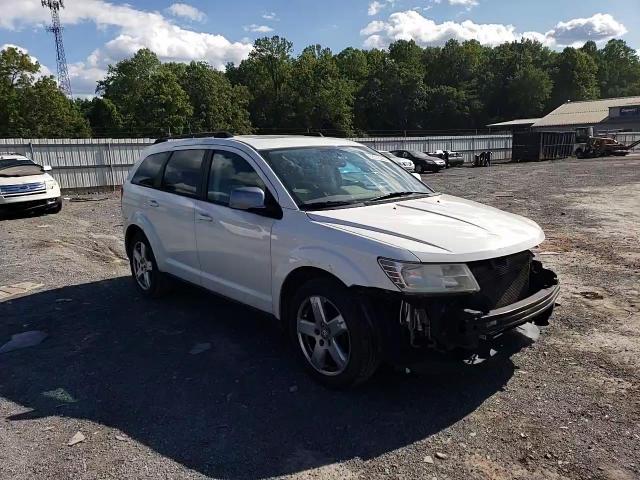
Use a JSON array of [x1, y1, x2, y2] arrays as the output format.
[[358, 260, 560, 359]]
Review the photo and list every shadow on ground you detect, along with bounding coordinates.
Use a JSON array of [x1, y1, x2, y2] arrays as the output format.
[[0, 277, 532, 479]]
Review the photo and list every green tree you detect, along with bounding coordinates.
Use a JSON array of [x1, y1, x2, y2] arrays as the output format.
[[0, 46, 89, 137], [551, 47, 599, 105], [76, 97, 123, 136], [14, 77, 90, 137], [135, 66, 192, 135], [227, 36, 294, 129], [597, 39, 640, 97], [289, 45, 354, 133], [482, 40, 555, 121], [98, 50, 193, 135], [177, 61, 252, 134]]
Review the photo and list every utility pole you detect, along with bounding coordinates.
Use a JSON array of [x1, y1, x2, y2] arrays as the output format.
[[41, 0, 72, 96]]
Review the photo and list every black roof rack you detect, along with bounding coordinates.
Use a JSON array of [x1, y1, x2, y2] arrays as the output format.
[[153, 131, 234, 145]]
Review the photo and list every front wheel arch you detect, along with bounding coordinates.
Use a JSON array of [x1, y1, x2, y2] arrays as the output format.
[[279, 267, 345, 323]]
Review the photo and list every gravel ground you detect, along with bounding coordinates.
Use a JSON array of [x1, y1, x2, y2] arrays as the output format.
[[0, 155, 639, 480]]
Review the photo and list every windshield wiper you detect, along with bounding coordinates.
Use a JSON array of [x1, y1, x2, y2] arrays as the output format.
[[366, 191, 430, 203], [300, 200, 365, 211]]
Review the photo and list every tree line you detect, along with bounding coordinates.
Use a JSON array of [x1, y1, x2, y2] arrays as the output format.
[[1, 36, 639, 138]]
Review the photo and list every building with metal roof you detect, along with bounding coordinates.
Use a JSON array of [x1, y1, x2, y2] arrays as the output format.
[[531, 96, 640, 132], [486, 118, 541, 132]]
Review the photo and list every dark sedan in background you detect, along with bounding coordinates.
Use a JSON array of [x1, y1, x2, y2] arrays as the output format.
[[389, 150, 446, 173]]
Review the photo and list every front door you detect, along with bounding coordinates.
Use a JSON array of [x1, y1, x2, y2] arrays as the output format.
[[194, 148, 275, 313]]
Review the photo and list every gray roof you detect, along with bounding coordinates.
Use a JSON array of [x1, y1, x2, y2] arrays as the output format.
[[487, 118, 540, 127], [533, 96, 640, 128]]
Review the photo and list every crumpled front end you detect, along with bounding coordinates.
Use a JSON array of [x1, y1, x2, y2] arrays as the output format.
[[357, 251, 559, 360]]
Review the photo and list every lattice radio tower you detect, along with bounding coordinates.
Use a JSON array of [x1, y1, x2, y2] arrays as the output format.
[[42, 0, 72, 96]]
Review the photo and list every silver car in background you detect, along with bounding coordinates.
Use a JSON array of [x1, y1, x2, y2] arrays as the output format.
[[378, 151, 415, 172]]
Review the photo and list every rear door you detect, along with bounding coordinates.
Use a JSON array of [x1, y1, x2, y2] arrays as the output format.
[[146, 148, 207, 285], [193, 148, 277, 313]]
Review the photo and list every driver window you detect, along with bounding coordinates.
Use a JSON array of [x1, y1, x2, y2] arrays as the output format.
[[208, 151, 266, 206]]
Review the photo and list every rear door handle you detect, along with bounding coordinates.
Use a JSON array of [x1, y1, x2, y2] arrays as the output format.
[[197, 212, 213, 222], [148, 200, 159, 208]]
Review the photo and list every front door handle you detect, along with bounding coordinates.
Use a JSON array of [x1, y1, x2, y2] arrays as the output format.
[[197, 212, 213, 222], [148, 200, 159, 208]]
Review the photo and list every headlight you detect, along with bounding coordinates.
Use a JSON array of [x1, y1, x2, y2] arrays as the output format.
[[378, 258, 480, 294], [45, 179, 57, 190]]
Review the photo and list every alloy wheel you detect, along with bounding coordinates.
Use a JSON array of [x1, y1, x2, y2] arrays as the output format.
[[132, 241, 152, 290], [296, 295, 351, 376]]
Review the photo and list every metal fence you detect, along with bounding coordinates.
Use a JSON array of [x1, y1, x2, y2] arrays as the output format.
[[3, 132, 637, 190], [0, 135, 512, 190], [0, 138, 153, 190]]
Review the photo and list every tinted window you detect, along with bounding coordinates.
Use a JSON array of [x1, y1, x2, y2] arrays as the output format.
[[162, 150, 206, 197], [208, 151, 265, 205], [131, 152, 169, 187]]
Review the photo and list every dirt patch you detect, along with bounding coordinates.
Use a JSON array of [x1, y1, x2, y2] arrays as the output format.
[[1, 156, 640, 480]]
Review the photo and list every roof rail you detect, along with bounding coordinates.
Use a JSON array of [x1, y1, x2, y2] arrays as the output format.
[[153, 131, 234, 145], [302, 132, 324, 137]]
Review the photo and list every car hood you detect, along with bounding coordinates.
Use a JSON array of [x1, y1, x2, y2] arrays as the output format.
[[0, 173, 50, 185], [306, 194, 545, 263]]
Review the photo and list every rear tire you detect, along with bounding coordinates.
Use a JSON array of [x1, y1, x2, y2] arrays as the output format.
[[128, 232, 171, 298], [287, 278, 380, 389]]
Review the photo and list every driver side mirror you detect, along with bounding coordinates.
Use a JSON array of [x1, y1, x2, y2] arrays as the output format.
[[412, 173, 422, 180], [229, 187, 265, 210], [43, 165, 52, 172]]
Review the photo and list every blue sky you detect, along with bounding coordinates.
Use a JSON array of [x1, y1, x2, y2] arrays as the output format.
[[1, 0, 638, 96]]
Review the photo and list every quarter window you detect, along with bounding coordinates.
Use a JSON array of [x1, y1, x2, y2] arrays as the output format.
[[161, 150, 206, 197], [131, 152, 169, 187], [208, 151, 266, 205]]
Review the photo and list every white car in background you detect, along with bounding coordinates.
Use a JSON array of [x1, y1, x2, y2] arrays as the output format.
[[378, 150, 415, 172], [0, 154, 61, 215], [122, 134, 559, 388]]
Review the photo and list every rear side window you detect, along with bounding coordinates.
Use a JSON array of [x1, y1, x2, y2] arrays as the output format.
[[131, 152, 169, 187], [207, 151, 266, 205], [162, 149, 206, 197]]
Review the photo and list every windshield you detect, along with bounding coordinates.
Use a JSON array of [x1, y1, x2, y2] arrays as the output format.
[[0, 158, 43, 177], [260, 146, 434, 210]]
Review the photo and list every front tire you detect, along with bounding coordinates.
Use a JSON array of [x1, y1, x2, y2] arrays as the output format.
[[287, 278, 380, 388], [48, 198, 62, 214], [128, 232, 171, 298]]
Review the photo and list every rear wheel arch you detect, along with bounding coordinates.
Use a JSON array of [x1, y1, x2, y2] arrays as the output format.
[[125, 224, 146, 258]]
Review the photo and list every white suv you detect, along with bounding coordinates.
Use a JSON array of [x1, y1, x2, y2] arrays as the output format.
[[0, 154, 62, 215], [122, 134, 559, 388]]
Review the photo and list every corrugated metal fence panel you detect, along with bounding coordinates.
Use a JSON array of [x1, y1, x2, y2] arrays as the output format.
[[352, 135, 513, 162], [0, 138, 153, 189], [9, 133, 638, 189], [616, 132, 640, 151], [0, 135, 511, 189]]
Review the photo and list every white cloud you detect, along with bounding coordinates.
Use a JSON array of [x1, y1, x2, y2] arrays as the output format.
[[547, 13, 627, 47], [360, 10, 628, 49], [0, 0, 253, 95], [361, 10, 518, 48], [368, 1, 384, 16], [448, 0, 478, 10], [166, 3, 206, 22], [368, 0, 398, 16], [262, 12, 277, 20], [243, 24, 274, 33]]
